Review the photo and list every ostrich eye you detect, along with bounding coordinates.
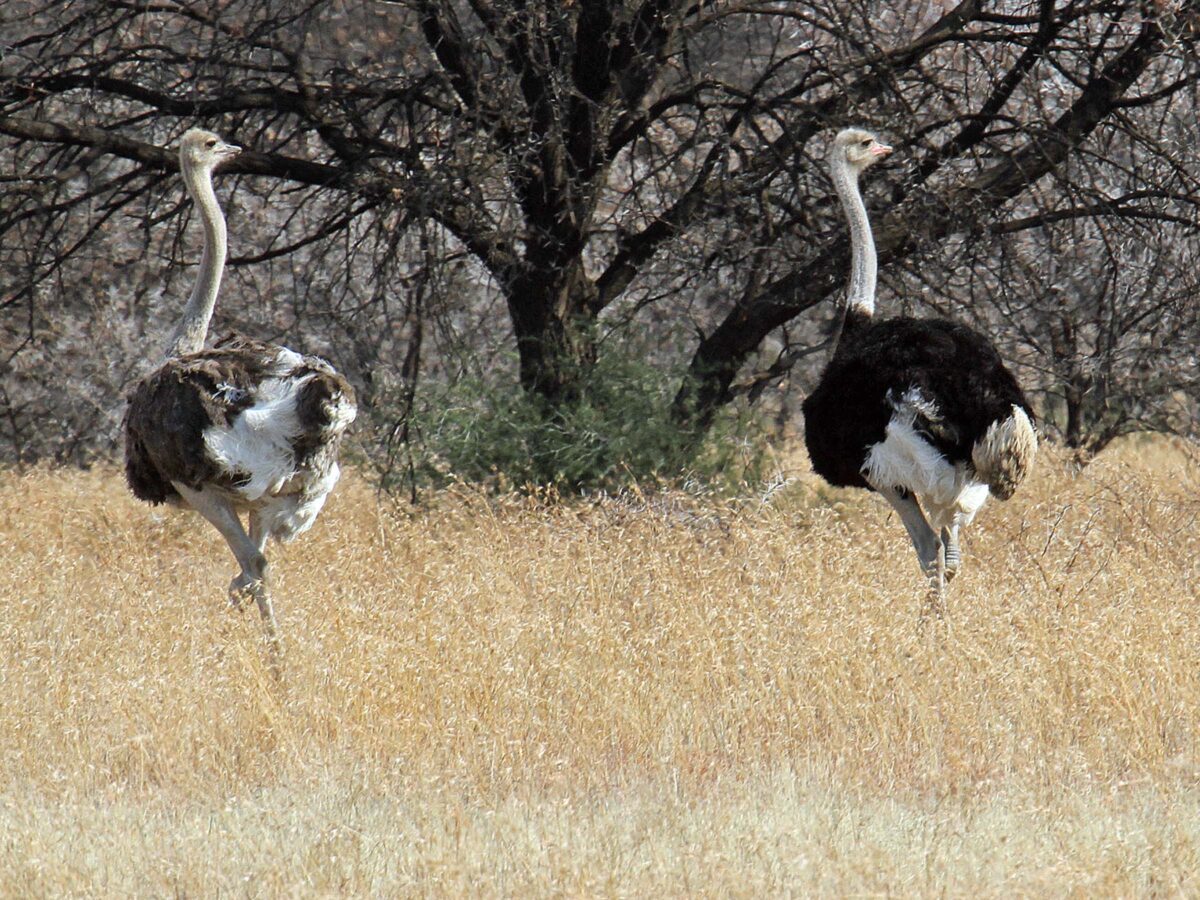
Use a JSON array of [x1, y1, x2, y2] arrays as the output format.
[[205, 139, 217, 148], [861, 139, 871, 147]]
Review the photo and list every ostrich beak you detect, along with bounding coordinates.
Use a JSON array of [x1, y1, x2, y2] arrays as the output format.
[[213, 141, 242, 170], [871, 143, 893, 157]]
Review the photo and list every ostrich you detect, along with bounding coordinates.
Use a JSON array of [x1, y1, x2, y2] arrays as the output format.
[[801, 128, 1036, 614], [124, 129, 357, 672]]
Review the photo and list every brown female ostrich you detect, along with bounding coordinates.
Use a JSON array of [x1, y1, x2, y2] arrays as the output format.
[[124, 129, 356, 673]]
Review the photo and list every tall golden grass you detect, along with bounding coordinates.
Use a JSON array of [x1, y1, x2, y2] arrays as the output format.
[[2, 439, 1200, 895]]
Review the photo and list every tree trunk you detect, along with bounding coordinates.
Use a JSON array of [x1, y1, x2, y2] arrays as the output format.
[[670, 250, 845, 436], [1064, 379, 1085, 450], [506, 262, 599, 406]]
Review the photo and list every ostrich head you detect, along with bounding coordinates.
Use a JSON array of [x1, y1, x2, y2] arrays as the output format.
[[178, 128, 241, 173], [832, 128, 892, 174]]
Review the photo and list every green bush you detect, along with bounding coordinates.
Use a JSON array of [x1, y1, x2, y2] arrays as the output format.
[[377, 347, 768, 495]]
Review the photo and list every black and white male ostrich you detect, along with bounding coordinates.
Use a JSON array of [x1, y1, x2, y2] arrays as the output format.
[[124, 129, 356, 670], [802, 128, 1036, 612]]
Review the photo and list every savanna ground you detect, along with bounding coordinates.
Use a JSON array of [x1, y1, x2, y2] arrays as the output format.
[[2, 438, 1200, 896]]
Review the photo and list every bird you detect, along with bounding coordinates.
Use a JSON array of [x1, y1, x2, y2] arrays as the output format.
[[801, 127, 1037, 615], [123, 128, 357, 674]]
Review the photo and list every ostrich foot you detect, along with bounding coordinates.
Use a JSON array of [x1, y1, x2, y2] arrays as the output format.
[[227, 570, 282, 680], [228, 569, 268, 611], [227, 551, 269, 609], [228, 574, 255, 611], [920, 542, 948, 623], [249, 579, 283, 682]]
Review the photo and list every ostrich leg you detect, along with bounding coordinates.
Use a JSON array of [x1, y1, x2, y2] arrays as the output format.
[[873, 485, 940, 573], [942, 525, 961, 582], [926, 539, 947, 621], [247, 509, 283, 678], [174, 484, 281, 678], [873, 484, 948, 619]]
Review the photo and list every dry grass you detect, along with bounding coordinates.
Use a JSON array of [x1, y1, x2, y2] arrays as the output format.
[[3, 438, 1200, 896]]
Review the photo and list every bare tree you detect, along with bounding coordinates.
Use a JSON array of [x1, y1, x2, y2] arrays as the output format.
[[990, 221, 1199, 456], [1, 0, 1198, 472]]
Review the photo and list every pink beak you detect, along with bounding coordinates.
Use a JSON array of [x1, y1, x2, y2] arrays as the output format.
[[871, 143, 893, 157]]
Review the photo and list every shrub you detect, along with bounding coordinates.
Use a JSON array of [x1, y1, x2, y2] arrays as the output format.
[[374, 346, 767, 496]]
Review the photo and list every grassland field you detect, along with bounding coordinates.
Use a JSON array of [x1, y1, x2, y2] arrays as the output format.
[[2, 437, 1200, 896]]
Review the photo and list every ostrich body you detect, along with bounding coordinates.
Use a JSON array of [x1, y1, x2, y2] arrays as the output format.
[[124, 129, 356, 670], [802, 128, 1036, 611]]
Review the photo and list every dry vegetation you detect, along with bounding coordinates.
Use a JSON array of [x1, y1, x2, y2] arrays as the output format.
[[3, 439, 1200, 896]]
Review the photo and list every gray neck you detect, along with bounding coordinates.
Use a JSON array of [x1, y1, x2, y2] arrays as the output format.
[[830, 153, 876, 318], [164, 163, 226, 359]]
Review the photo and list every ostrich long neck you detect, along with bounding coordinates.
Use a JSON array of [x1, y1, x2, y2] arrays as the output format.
[[830, 153, 876, 319], [164, 163, 226, 359]]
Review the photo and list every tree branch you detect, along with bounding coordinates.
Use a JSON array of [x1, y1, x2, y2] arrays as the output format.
[[674, 11, 1177, 429], [595, 0, 987, 315]]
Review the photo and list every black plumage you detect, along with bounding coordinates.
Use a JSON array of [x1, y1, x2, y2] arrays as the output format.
[[803, 314, 1034, 492]]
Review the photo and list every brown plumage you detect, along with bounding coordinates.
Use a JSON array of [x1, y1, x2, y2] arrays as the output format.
[[125, 335, 354, 508]]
